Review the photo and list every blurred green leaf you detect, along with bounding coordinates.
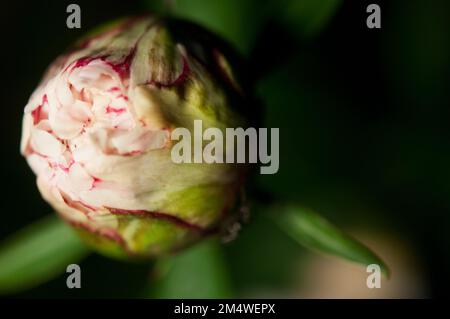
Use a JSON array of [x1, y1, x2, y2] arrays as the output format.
[[280, 0, 342, 38], [152, 239, 233, 298], [274, 205, 390, 277], [223, 211, 306, 294], [0, 215, 90, 294], [386, 0, 450, 106], [144, 0, 269, 55]]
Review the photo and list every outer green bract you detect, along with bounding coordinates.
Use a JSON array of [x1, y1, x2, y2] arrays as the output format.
[[20, 16, 252, 258]]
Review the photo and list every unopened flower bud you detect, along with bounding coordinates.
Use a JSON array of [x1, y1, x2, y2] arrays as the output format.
[[21, 16, 251, 258]]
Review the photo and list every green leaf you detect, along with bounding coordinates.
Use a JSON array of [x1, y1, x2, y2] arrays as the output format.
[[280, 0, 342, 38], [143, 0, 268, 56], [274, 205, 390, 277], [151, 239, 233, 298], [0, 215, 90, 294]]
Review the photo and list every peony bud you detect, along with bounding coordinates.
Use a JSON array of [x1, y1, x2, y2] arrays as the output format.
[[21, 16, 252, 258]]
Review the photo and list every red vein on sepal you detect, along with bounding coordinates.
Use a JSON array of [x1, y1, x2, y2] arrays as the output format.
[[106, 207, 208, 234], [61, 217, 134, 256]]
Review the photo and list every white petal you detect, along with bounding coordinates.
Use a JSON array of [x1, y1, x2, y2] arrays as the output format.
[[70, 136, 99, 164], [92, 95, 110, 120], [57, 163, 93, 199], [110, 129, 168, 154], [80, 185, 135, 208], [30, 129, 65, 158], [67, 163, 94, 193], [26, 154, 49, 176], [70, 100, 92, 122], [20, 114, 33, 154], [55, 79, 74, 106], [50, 107, 84, 139], [24, 93, 43, 114]]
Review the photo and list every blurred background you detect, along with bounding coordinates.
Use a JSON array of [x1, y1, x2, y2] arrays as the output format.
[[1, 0, 450, 298]]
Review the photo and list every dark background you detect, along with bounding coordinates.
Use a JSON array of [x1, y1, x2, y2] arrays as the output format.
[[1, 0, 450, 298]]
